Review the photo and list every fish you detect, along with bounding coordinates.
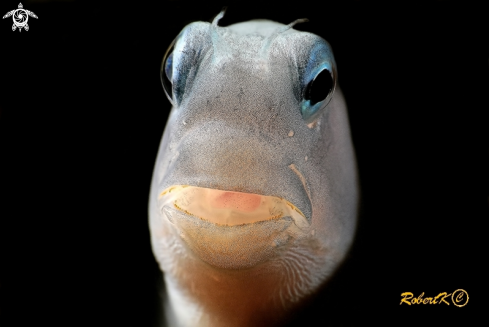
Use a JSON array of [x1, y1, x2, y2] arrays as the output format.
[[149, 9, 359, 327]]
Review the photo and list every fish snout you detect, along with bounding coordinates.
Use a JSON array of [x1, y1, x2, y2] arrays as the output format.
[[160, 123, 313, 226]]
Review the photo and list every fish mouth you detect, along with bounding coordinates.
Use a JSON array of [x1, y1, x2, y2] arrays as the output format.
[[158, 185, 310, 229]]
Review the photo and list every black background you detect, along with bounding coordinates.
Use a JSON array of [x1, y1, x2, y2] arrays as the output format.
[[1, 1, 488, 326]]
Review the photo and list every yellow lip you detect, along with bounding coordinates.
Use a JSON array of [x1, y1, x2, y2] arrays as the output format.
[[158, 185, 309, 228]]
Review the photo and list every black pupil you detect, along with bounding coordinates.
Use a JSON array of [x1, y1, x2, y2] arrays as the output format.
[[305, 69, 333, 106]]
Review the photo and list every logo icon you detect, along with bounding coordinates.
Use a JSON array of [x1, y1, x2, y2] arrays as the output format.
[[3, 3, 38, 32]]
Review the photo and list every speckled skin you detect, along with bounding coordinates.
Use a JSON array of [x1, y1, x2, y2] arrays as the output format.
[[149, 14, 359, 327]]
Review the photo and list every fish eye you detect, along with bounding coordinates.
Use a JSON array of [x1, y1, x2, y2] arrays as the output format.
[[160, 23, 211, 107], [300, 67, 336, 123], [298, 38, 337, 123], [161, 37, 177, 106]]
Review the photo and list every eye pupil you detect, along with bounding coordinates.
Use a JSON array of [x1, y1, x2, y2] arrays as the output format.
[[305, 69, 334, 106], [165, 53, 173, 81]]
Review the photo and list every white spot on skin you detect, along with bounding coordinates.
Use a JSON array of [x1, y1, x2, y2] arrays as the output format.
[[305, 156, 308, 161], [307, 119, 320, 129], [288, 130, 294, 137], [183, 120, 187, 125]]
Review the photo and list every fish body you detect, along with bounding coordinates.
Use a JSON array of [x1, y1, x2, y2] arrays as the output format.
[[149, 12, 359, 327]]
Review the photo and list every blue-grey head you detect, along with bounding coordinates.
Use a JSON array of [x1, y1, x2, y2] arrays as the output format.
[[149, 10, 358, 324]]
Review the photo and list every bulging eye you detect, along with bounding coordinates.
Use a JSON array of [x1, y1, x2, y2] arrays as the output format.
[[160, 38, 177, 106], [160, 22, 211, 107], [298, 38, 337, 123], [300, 67, 336, 123]]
